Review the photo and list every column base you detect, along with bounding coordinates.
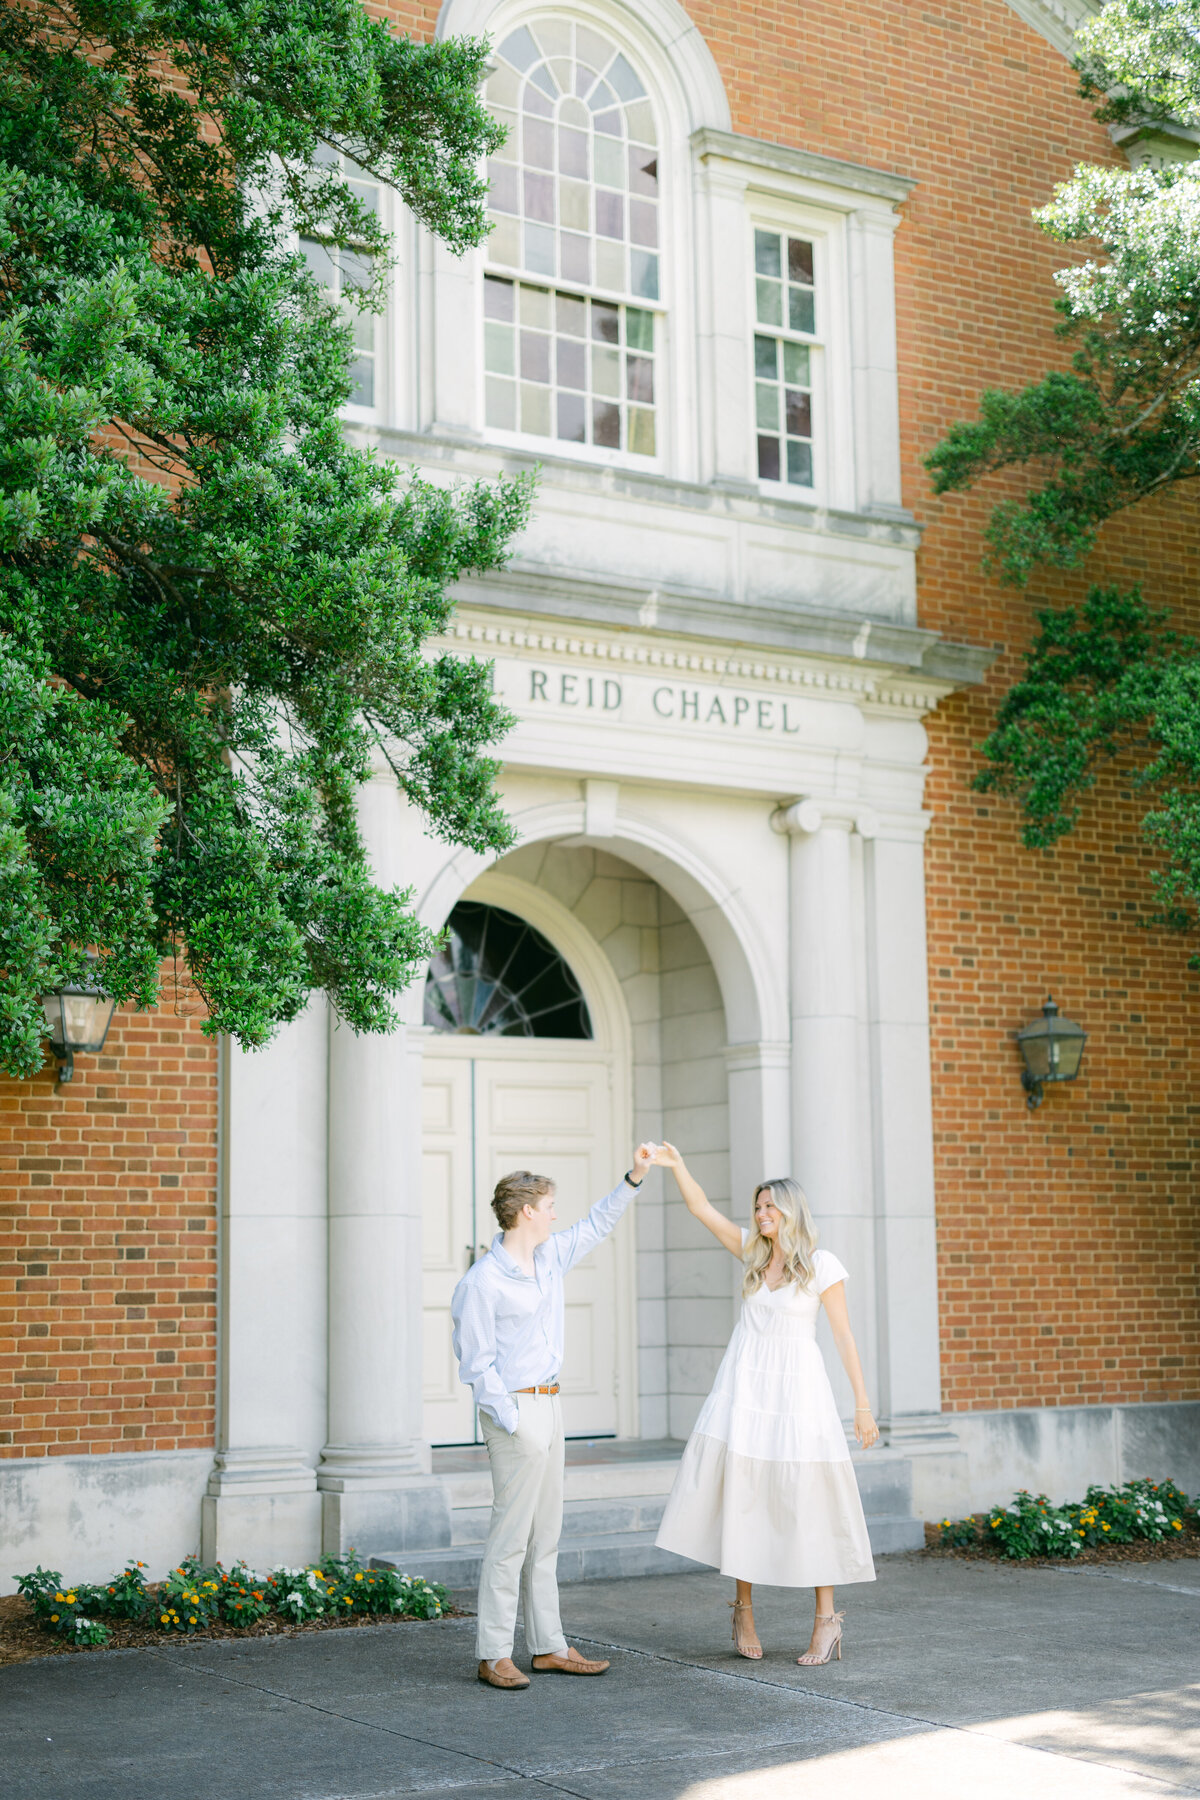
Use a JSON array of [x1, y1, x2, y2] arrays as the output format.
[[882, 1411, 961, 1447], [320, 1481, 451, 1558], [201, 1449, 322, 1568], [317, 1441, 449, 1558]]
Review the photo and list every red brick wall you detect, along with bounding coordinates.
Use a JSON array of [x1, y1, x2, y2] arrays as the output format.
[[0, 1000, 217, 1458], [677, 0, 1200, 1409]]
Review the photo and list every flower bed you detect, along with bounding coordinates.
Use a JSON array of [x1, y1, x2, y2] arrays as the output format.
[[11, 1551, 448, 1654], [928, 1478, 1199, 1562]]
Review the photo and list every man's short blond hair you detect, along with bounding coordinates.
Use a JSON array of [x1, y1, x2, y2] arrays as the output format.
[[492, 1170, 555, 1231]]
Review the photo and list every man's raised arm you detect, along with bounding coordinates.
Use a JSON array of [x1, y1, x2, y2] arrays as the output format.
[[552, 1142, 657, 1274]]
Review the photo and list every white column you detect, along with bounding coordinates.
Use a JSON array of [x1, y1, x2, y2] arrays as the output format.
[[774, 798, 879, 1413], [864, 815, 949, 1439], [202, 1009, 327, 1568], [317, 773, 449, 1554]]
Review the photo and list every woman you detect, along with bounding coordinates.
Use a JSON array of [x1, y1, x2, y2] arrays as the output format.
[[652, 1145, 879, 1666]]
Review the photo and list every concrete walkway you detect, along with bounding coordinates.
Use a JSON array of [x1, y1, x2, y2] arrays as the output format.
[[2, 1554, 1198, 1799]]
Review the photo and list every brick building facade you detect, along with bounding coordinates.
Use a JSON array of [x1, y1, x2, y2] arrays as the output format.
[[3, 0, 1197, 1582]]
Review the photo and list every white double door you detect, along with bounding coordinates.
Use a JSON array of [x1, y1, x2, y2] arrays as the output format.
[[421, 1037, 626, 1445]]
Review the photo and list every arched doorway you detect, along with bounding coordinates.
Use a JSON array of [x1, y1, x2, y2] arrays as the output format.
[[420, 883, 630, 1444]]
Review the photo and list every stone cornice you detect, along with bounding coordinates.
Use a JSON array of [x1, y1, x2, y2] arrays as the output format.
[[440, 610, 982, 714], [447, 569, 994, 693], [691, 127, 917, 206], [1003, 0, 1101, 59]]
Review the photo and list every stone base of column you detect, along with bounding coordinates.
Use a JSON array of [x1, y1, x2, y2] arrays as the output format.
[[882, 1410, 961, 1447], [317, 1443, 450, 1559], [201, 1448, 322, 1569]]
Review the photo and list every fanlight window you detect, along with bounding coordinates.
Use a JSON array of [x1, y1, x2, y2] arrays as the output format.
[[482, 21, 660, 457], [424, 902, 593, 1038]]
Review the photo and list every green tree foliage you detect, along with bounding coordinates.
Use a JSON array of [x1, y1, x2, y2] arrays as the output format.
[[926, 0, 1200, 951], [0, 0, 533, 1077]]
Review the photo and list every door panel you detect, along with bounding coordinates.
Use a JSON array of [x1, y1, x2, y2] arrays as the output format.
[[421, 1046, 621, 1443], [475, 1056, 616, 1439], [419, 1057, 477, 1445]]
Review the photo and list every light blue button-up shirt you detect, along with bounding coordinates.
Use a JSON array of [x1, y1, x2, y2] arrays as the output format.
[[450, 1178, 638, 1434]]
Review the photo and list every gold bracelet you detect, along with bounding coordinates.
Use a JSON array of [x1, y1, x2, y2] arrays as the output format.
[[854, 1407, 874, 1414]]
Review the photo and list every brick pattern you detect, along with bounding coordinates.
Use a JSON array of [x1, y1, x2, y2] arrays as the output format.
[[0, 998, 217, 1458], [672, 0, 1200, 1409]]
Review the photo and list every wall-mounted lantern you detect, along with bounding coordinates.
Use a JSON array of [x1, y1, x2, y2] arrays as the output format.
[[41, 953, 116, 1086], [1016, 996, 1087, 1110]]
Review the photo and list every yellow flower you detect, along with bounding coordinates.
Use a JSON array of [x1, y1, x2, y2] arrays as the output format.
[[161, 1614, 170, 1624], [189, 1616, 197, 1624], [1101, 1523, 1110, 1532], [65, 1593, 76, 1603], [55, 1592, 64, 1602], [1172, 1520, 1183, 1531], [50, 1613, 59, 1622], [354, 1572, 364, 1581], [1077, 1531, 1084, 1538]]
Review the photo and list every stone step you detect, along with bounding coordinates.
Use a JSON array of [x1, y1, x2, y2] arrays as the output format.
[[373, 1513, 924, 1589], [451, 1493, 668, 1547]]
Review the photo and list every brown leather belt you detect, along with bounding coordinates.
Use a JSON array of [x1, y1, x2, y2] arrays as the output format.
[[513, 1383, 560, 1395]]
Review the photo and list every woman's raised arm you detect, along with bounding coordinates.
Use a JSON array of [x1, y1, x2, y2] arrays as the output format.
[[653, 1143, 744, 1257]]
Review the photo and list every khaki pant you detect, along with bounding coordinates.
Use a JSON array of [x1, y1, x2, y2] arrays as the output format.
[[476, 1392, 569, 1662]]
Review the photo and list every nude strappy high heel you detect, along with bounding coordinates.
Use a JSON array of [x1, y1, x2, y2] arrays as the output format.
[[796, 1610, 844, 1665], [728, 1599, 762, 1660]]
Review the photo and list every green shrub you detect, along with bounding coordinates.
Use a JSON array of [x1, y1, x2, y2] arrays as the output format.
[[91, 1562, 152, 1622], [935, 1516, 979, 1549], [1066, 1479, 1191, 1550], [986, 1490, 1082, 1559], [14, 1547, 449, 1646], [975, 1479, 1196, 1559], [14, 1567, 112, 1646], [217, 1562, 274, 1626]]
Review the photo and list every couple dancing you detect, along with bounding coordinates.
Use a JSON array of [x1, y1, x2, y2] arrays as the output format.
[[450, 1141, 879, 1690]]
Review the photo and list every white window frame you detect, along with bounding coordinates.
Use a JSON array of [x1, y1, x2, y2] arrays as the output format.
[[691, 129, 912, 517], [474, 13, 671, 476]]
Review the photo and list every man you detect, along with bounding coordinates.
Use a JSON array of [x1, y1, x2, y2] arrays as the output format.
[[451, 1145, 656, 1689]]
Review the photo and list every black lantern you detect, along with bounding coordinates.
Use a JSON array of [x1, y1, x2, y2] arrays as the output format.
[[1016, 996, 1087, 1110], [41, 953, 116, 1085]]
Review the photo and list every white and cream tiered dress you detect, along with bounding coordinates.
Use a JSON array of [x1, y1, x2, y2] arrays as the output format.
[[654, 1245, 876, 1587]]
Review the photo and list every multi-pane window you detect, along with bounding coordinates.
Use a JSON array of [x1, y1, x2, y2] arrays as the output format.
[[483, 21, 660, 457], [300, 152, 381, 408], [753, 228, 816, 487]]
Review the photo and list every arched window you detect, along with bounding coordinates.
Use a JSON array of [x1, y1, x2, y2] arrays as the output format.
[[424, 901, 593, 1037], [482, 20, 660, 459]]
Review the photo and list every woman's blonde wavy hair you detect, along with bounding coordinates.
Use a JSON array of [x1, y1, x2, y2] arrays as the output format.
[[742, 1177, 818, 1297]]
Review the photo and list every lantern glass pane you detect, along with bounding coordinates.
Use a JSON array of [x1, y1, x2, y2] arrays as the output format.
[[1051, 1026, 1086, 1080], [60, 992, 115, 1051], [1020, 1031, 1053, 1081], [41, 994, 64, 1043]]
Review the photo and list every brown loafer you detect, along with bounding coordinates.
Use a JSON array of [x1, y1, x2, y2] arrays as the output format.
[[477, 1658, 530, 1689], [530, 1645, 610, 1676]]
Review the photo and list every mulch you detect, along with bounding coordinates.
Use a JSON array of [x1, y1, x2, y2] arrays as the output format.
[[0, 1592, 470, 1670], [921, 1518, 1200, 1568]]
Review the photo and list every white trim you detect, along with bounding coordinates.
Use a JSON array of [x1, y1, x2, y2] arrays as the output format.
[[436, 0, 731, 133], [408, 795, 784, 1045]]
